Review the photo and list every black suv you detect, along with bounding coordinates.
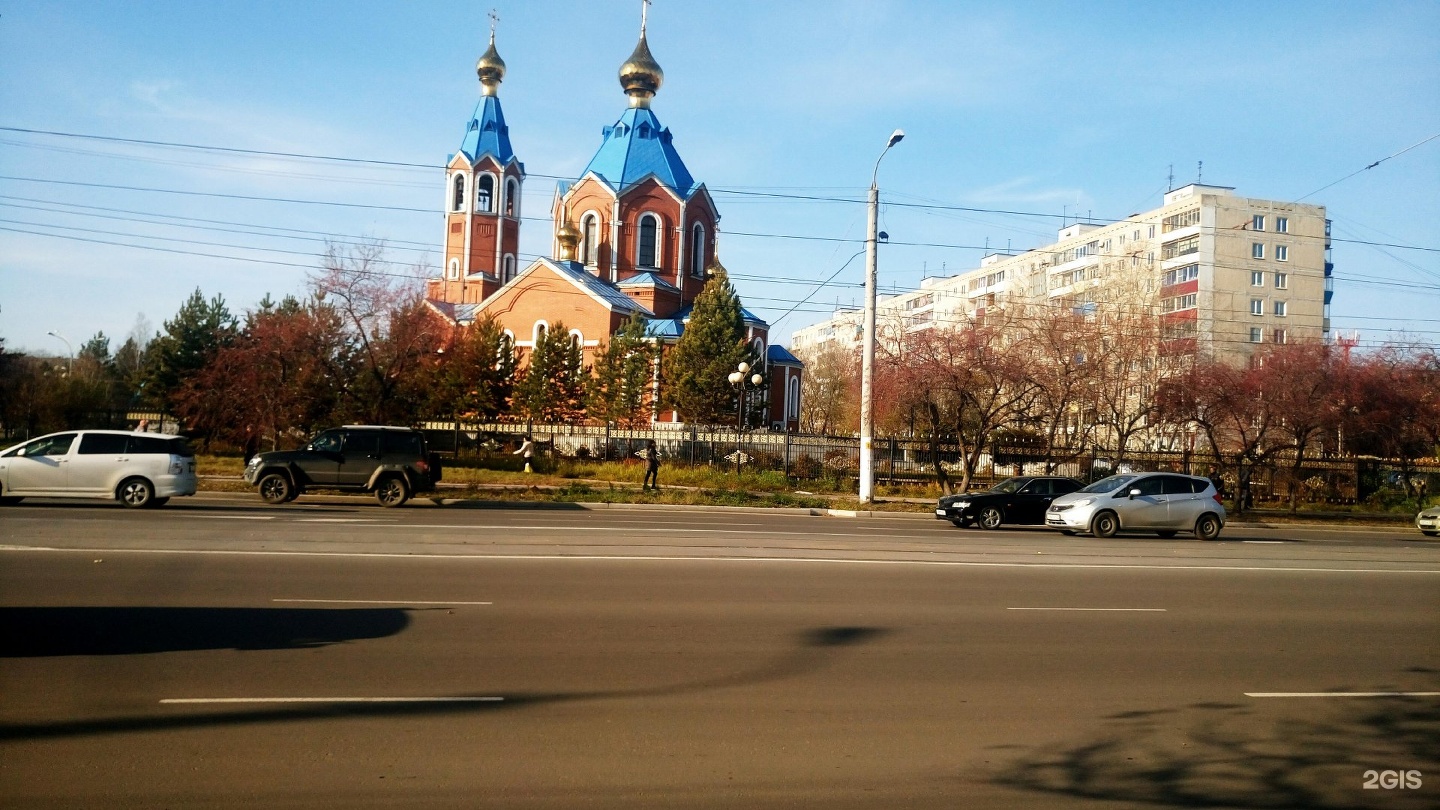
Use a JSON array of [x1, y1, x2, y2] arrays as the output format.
[[243, 426, 441, 507], [935, 475, 1083, 529]]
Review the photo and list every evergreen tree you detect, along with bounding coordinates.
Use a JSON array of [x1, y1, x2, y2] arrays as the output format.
[[514, 321, 586, 422], [430, 315, 516, 420], [144, 288, 237, 407], [661, 264, 752, 424], [588, 313, 658, 426]]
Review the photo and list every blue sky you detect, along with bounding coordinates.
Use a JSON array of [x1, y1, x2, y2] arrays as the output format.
[[2, 0, 1438, 355]]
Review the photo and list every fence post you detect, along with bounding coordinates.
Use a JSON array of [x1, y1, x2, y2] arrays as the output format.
[[888, 437, 897, 484], [784, 432, 792, 478]]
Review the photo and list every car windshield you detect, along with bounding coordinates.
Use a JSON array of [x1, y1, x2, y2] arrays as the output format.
[[1080, 474, 1137, 494], [990, 478, 1026, 494]]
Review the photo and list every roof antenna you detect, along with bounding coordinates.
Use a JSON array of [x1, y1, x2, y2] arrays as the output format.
[[1197, 160, 1203, 184], [1167, 164, 1174, 191]]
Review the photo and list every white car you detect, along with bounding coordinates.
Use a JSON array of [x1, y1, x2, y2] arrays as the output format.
[[1418, 506, 1440, 537], [0, 430, 197, 508], [1045, 472, 1226, 540]]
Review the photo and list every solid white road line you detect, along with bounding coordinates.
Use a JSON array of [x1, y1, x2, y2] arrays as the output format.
[[188, 516, 276, 521], [1007, 607, 1167, 611], [272, 598, 492, 606], [1244, 541, 1286, 544], [160, 697, 504, 704], [3, 546, 1438, 574], [297, 518, 385, 523], [1245, 691, 1440, 698]]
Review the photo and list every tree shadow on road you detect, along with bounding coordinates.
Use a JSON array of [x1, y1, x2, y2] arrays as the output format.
[[0, 606, 411, 657], [0, 625, 888, 742], [987, 670, 1440, 809]]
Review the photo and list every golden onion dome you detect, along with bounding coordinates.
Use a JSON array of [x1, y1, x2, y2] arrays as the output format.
[[555, 221, 581, 262], [619, 33, 663, 107], [476, 34, 506, 96]]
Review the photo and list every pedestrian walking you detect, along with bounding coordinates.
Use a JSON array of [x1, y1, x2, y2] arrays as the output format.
[[643, 440, 660, 490], [514, 435, 535, 473]]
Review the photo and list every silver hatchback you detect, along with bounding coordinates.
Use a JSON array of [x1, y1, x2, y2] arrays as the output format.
[[1045, 472, 1226, 540]]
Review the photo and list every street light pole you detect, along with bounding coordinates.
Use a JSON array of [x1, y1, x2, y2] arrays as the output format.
[[728, 362, 764, 477], [46, 330, 73, 374], [859, 129, 904, 504]]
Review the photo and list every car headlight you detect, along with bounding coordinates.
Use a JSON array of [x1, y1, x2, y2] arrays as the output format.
[[952, 501, 970, 509], [1072, 497, 1094, 507]]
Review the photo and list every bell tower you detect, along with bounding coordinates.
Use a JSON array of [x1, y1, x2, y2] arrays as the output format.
[[431, 14, 525, 306]]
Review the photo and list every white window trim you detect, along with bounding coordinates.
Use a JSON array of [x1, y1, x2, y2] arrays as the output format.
[[690, 222, 706, 277], [568, 328, 584, 348], [1275, 244, 1289, 262], [1251, 271, 1265, 287], [1252, 242, 1265, 260], [502, 253, 516, 283], [636, 212, 663, 269], [1274, 272, 1288, 290], [1274, 301, 1288, 317], [1276, 217, 1289, 234], [504, 177, 520, 218], [1252, 214, 1266, 231], [451, 172, 468, 213], [448, 258, 460, 280], [475, 172, 497, 214], [580, 211, 602, 266], [532, 320, 549, 346], [1251, 299, 1264, 316]]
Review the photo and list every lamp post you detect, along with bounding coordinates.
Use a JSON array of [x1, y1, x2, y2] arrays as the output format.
[[859, 129, 904, 504], [46, 330, 73, 374], [728, 361, 764, 476]]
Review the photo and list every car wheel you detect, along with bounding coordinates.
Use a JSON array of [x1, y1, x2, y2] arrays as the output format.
[[1060, 530, 1076, 536], [977, 507, 1004, 530], [376, 476, 410, 508], [1091, 511, 1119, 538], [147, 497, 171, 509], [950, 518, 968, 528], [258, 472, 292, 505], [1195, 513, 1223, 541], [1156, 530, 1178, 538], [118, 477, 155, 509]]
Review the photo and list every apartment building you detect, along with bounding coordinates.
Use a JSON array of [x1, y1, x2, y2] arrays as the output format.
[[792, 184, 1331, 366]]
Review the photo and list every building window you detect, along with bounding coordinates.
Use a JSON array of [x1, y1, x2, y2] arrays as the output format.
[[532, 321, 548, 345], [690, 222, 706, 277], [1148, 225, 1156, 239], [1252, 214, 1266, 231], [1161, 293, 1197, 313], [1251, 270, 1265, 287], [1273, 328, 1288, 344], [637, 213, 659, 268], [498, 331, 514, 367], [504, 178, 518, 217], [1251, 299, 1264, 316], [568, 329, 584, 350], [581, 213, 600, 266], [1274, 272, 1288, 290], [1276, 216, 1289, 233], [502, 254, 515, 283], [447, 258, 460, 280], [1252, 242, 1265, 260], [451, 174, 466, 212], [1275, 244, 1289, 261], [1162, 208, 1200, 232], [787, 376, 800, 420], [1162, 263, 1199, 286], [1161, 235, 1200, 260], [1249, 327, 1263, 343], [476, 174, 494, 213], [1274, 300, 1287, 316]]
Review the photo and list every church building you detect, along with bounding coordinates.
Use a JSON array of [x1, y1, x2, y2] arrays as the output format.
[[425, 11, 803, 430]]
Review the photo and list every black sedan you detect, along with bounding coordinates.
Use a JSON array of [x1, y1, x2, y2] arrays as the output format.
[[935, 476, 1084, 529]]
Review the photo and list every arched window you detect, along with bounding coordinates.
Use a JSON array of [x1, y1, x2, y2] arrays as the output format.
[[582, 213, 600, 266], [532, 321, 548, 346], [447, 258, 460, 280], [451, 174, 466, 212], [788, 377, 801, 420], [568, 329, 584, 351], [502, 254, 515, 283], [498, 331, 514, 369], [637, 213, 659, 268], [476, 174, 494, 213], [690, 222, 706, 277], [504, 178, 519, 217]]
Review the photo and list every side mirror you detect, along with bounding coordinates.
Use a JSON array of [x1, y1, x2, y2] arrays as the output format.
[[1128, 488, 1142, 499]]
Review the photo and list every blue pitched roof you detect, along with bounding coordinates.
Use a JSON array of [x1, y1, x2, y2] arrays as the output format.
[[427, 300, 483, 325], [767, 344, 803, 366], [581, 107, 696, 196], [457, 95, 515, 165], [643, 303, 770, 341], [615, 271, 680, 293]]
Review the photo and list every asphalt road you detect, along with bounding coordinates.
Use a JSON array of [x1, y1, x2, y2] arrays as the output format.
[[2, 496, 1438, 809]]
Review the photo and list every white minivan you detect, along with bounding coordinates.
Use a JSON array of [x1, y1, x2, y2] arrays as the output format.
[[0, 430, 198, 508]]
